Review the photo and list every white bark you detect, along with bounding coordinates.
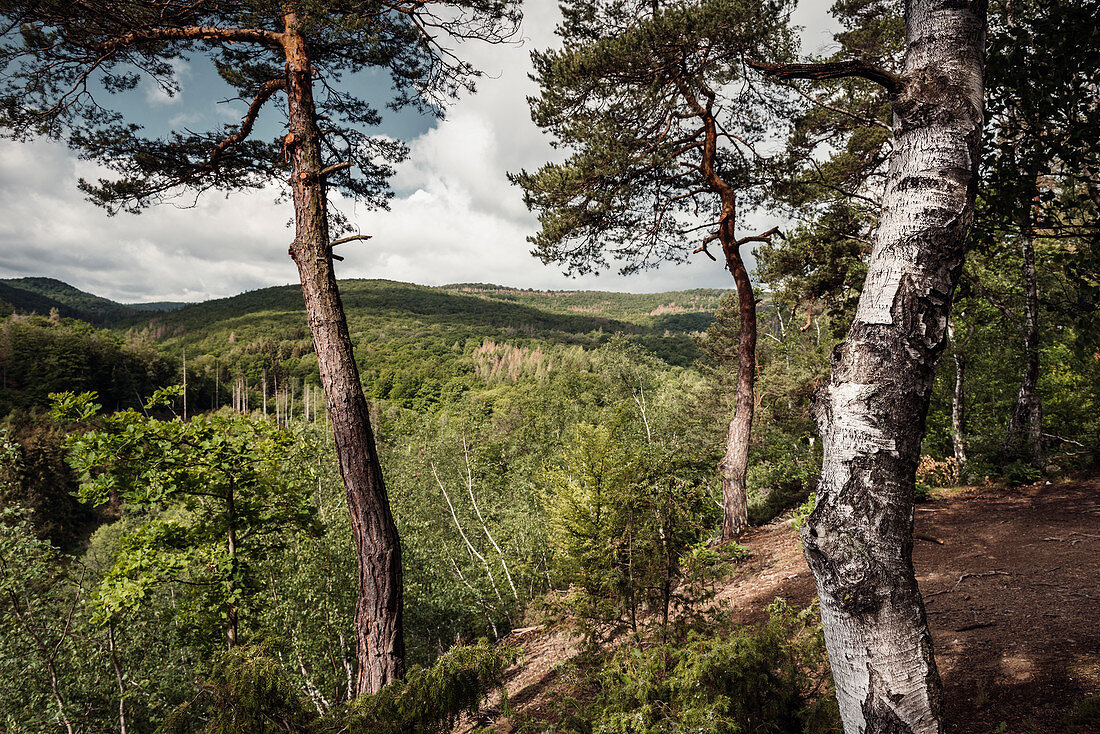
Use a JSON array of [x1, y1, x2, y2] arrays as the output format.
[[804, 1, 987, 732]]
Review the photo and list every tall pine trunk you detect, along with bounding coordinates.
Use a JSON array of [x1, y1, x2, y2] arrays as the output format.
[[719, 243, 755, 540], [282, 11, 404, 694], [804, 1, 986, 731]]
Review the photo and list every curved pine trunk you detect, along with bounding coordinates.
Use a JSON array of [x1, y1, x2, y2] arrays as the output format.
[[719, 247, 756, 541], [283, 14, 404, 695], [803, 1, 986, 731]]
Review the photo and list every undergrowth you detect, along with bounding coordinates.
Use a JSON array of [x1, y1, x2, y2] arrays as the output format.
[[521, 599, 841, 734]]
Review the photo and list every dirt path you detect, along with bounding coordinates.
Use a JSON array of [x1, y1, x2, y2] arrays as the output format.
[[484, 476, 1100, 733]]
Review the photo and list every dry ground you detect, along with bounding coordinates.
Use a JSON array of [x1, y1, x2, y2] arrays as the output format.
[[471, 475, 1100, 733]]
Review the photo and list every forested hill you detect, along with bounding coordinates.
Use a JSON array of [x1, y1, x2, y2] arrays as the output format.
[[118, 278, 729, 366], [0, 277, 733, 416], [0, 276, 186, 324]]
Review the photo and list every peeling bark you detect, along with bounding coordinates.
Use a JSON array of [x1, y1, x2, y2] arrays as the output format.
[[803, 1, 987, 732], [282, 11, 404, 694]]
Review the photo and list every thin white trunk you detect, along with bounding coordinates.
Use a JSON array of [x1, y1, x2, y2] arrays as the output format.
[[431, 462, 505, 606], [461, 438, 519, 600]]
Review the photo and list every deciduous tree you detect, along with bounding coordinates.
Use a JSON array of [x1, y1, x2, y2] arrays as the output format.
[[756, 0, 987, 730]]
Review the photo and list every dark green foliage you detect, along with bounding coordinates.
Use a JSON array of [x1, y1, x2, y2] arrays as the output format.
[[0, 277, 142, 324], [1069, 695, 1100, 732], [336, 642, 516, 733], [515, 0, 796, 276], [160, 645, 315, 734], [913, 482, 932, 503], [754, 203, 868, 326], [1003, 460, 1043, 488], [0, 314, 173, 415], [0, 1, 519, 218], [161, 642, 515, 734], [534, 600, 840, 734], [0, 420, 94, 549]]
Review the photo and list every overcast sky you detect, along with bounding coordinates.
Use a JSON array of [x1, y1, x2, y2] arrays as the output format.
[[0, 0, 837, 303]]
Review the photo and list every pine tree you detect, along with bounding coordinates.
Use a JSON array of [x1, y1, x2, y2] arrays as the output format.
[[0, 0, 519, 694], [513, 0, 796, 540]]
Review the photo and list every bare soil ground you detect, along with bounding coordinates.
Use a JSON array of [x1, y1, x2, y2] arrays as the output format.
[[476, 475, 1100, 733]]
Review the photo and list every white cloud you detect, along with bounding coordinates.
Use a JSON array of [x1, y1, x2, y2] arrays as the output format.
[[0, 139, 296, 302], [143, 59, 191, 106], [0, 0, 837, 303]]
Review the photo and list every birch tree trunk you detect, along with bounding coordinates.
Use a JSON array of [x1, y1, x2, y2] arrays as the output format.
[[803, 1, 986, 731], [1004, 213, 1043, 465], [282, 10, 404, 694], [947, 319, 970, 480]]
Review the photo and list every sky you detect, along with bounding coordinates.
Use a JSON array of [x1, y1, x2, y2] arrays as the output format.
[[0, 0, 837, 304]]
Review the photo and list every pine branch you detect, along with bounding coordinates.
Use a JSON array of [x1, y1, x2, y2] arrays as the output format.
[[92, 25, 284, 55], [748, 60, 906, 95], [209, 79, 286, 165]]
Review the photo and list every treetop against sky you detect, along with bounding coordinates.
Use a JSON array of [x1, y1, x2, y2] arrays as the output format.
[[0, 0, 836, 304]]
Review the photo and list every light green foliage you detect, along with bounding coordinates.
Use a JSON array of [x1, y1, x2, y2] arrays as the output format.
[[54, 390, 315, 643], [542, 420, 722, 642], [0, 507, 121, 732], [256, 422, 360, 708], [790, 494, 815, 533]]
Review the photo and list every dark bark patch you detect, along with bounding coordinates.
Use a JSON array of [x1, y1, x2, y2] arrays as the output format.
[[864, 663, 922, 733]]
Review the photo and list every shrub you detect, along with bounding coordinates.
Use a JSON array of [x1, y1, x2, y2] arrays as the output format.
[[746, 458, 817, 526], [1004, 459, 1042, 487], [159, 642, 516, 734], [791, 493, 815, 532], [563, 600, 841, 734], [337, 642, 518, 734], [914, 482, 933, 503], [1069, 695, 1100, 731]]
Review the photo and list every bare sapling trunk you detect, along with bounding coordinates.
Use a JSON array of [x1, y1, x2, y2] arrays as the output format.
[[226, 480, 238, 649], [947, 318, 972, 481], [1005, 212, 1043, 465], [796, 1, 987, 731], [282, 11, 404, 694]]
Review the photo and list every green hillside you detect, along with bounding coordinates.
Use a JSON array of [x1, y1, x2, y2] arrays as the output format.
[[0, 277, 139, 324], [440, 283, 729, 332], [0, 277, 189, 322], [1, 277, 729, 418], [122, 278, 726, 367]]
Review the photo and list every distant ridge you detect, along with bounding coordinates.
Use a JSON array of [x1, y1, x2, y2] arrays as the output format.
[[0, 277, 187, 324]]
